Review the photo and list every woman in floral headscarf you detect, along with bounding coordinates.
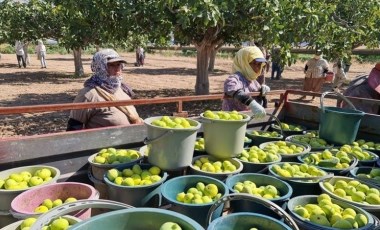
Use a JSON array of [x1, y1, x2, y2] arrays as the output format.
[[222, 46, 270, 118], [67, 49, 142, 131]]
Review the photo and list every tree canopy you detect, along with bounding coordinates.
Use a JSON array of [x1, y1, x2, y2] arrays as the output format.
[[0, 0, 379, 93]]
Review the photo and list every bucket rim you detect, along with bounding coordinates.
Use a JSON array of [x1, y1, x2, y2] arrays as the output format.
[[297, 150, 358, 173], [319, 176, 380, 209], [144, 116, 201, 131], [189, 155, 243, 176], [259, 141, 311, 157], [246, 129, 284, 140], [160, 174, 229, 207], [0, 165, 61, 193], [10, 182, 98, 216], [87, 150, 144, 168], [207, 211, 292, 230], [225, 173, 293, 201], [103, 164, 168, 189], [287, 195, 375, 230], [200, 112, 251, 123], [69, 207, 204, 230], [237, 148, 282, 165], [268, 162, 330, 184], [322, 106, 366, 115]]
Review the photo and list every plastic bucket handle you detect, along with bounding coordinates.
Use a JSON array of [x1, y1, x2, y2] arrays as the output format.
[[265, 113, 284, 137], [30, 199, 134, 230], [144, 129, 174, 145], [320, 91, 357, 113], [206, 193, 299, 230]]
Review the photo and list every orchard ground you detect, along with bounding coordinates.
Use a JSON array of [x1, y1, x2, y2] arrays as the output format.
[[0, 52, 375, 137]]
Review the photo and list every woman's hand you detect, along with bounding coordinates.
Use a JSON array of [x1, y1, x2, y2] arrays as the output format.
[[249, 100, 266, 118]]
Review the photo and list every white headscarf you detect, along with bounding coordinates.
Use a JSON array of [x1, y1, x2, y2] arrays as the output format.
[[232, 46, 265, 81]]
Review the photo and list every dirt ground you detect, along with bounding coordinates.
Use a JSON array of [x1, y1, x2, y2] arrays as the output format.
[[0, 52, 375, 138]]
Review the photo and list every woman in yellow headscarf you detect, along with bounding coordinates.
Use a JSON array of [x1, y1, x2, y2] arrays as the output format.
[[222, 46, 270, 117]]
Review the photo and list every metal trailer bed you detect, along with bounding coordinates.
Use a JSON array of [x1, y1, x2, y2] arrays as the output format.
[[0, 90, 379, 183]]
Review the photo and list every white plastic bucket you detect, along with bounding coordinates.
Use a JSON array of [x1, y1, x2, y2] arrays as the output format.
[[201, 112, 250, 159], [144, 116, 201, 170]]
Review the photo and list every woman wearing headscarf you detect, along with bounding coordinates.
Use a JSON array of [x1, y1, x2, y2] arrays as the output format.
[[35, 40, 47, 68], [67, 49, 143, 131], [341, 63, 380, 114], [222, 46, 270, 117]]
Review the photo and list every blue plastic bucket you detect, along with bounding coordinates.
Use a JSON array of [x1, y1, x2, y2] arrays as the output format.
[[268, 162, 333, 197], [207, 212, 292, 230], [225, 173, 292, 219], [319, 176, 380, 219], [104, 164, 168, 207], [349, 167, 380, 187], [161, 175, 229, 227], [319, 92, 365, 145], [69, 208, 203, 230], [287, 195, 375, 230]]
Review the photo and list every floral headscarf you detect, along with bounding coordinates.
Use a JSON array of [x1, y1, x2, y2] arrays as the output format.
[[232, 46, 265, 81], [84, 49, 134, 96]]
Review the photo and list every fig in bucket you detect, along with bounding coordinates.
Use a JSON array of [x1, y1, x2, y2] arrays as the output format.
[[238, 146, 281, 163], [0, 167, 55, 190], [233, 180, 281, 199], [151, 116, 196, 128], [106, 164, 163, 186], [34, 197, 78, 213], [175, 182, 221, 204], [203, 110, 246, 120], [193, 157, 237, 173], [160, 222, 182, 230], [92, 148, 142, 164]]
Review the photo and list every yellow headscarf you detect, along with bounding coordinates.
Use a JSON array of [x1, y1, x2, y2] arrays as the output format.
[[232, 46, 265, 81]]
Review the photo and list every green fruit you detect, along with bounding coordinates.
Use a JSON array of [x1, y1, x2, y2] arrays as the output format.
[[42, 199, 53, 209], [159, 222, 182, 230], [64, 197, 77, 203], [332, 219, 353, 229], [352, 191, 366, 202], [366, 193, 380, 205], [323, 182, 335, 193], [355, 213, 368, 227], [370, 168, 380, 178], [50, 218, 70, 230], [52, 199, 63, 207], [309, 214, 331, 227], [293, 206, 310, 218], [106, 169, 120, 181], [21, 217, 37, 229]]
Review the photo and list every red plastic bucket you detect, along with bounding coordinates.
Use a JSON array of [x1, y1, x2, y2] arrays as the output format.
[[10, 182, 99, 220], [325, 71, 334, 83]]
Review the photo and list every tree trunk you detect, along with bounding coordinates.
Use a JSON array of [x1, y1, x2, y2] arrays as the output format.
[[208, 41, 223, 72], [73, 48, 84, 77], [208, 48, 217, 72], [195, 46, 211, 95]]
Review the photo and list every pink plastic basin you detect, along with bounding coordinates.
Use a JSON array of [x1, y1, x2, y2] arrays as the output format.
[[11, 182, 99, 220]]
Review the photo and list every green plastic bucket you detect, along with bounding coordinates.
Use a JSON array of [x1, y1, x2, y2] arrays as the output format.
[[104, 164, 168, 207], [206, 194, 299, 230], [69, 208, 204, 230], [319, 92, 365, 145], [268, 162, 333, 197], [200, 112, 250, 159], [144, 116, 201, 170], [225, 173, 292, 219], [208, 212, 292, 230], [160, 175, 229, 227], [287, 195, 375, 230]]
